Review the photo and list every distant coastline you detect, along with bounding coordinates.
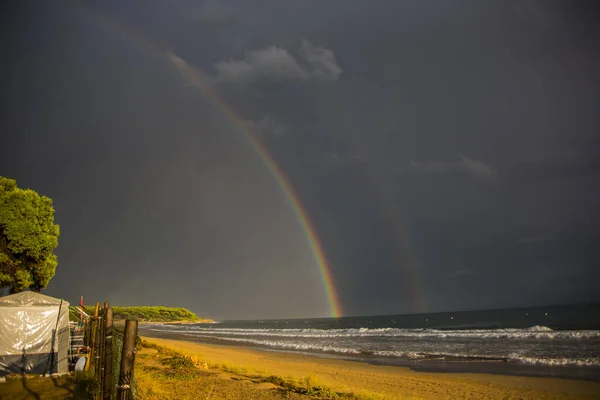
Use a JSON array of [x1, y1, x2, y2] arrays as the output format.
[[78, 305, 213, 323], [137, 319, 215, 325]]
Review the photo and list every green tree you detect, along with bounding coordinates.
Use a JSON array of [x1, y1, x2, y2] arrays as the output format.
[[0, 176, 60, 293]]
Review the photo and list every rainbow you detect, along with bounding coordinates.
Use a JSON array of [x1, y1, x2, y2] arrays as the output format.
[[166, 53, 342, 318], [367, 179, 427, 314], [85, 5, 342, 318], [323, 143, 426, 313]]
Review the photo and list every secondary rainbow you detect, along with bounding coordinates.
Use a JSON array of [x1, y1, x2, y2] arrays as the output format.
[[83, 4, 342, 317]]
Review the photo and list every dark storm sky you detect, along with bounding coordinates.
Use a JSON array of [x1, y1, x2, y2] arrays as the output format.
[[1, 0, 599, 319]]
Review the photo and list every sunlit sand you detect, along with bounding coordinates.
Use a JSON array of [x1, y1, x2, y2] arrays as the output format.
[[139, 337, 600, 399]]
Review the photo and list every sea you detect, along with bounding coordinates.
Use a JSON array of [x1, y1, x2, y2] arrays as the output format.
[[140, 303, 600, 381]]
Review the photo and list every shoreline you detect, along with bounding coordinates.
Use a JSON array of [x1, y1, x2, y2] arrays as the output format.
[[139, 336, 600, 399], [139, 329, 600, 382]]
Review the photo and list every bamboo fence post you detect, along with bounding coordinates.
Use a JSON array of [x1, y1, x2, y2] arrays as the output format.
[[117, 320, 138, 400], [99, 302, 108, 389], [86, 302, 99, 371], [103, 305, 113, 400], [96, 305, 104, 380], [83, 312, 90, 351]]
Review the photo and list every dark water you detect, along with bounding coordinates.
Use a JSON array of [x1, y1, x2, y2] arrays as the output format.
[[141, 304, 600, 381]]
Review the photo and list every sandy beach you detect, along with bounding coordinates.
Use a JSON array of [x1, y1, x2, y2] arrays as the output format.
[[139, 337, 600, 399]]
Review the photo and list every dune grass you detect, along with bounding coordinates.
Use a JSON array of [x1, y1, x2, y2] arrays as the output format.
[[0, 373, 91, 400], [135, 340, 387, 399]]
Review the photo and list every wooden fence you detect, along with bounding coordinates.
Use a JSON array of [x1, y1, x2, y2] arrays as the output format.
[[80, 302, 138, 400]]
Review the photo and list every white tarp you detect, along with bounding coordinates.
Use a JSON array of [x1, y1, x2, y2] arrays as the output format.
[[0, 291, 70, 376]]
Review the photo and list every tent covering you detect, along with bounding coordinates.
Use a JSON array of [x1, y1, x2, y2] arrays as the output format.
[[0, 291, 70, 376]]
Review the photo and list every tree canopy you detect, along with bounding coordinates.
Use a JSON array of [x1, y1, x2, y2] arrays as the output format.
[[0, 176, 60, 293]]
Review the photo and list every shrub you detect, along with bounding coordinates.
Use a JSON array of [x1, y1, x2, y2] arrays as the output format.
[[160, 356, 196, 370], [73, 371, 101, 400]]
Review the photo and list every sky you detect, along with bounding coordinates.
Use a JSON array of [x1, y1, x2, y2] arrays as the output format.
[[1, 0, 599, 320]]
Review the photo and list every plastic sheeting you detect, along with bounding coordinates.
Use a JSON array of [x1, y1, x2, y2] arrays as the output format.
[[0, 291, 70, 376]]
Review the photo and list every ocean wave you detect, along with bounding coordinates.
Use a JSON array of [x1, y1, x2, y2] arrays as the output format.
[[514, 355, 600, 367], [149, 326, 600, 340], [182, 334, 362, 355], [372, 350, 507, 361], [526, 325, 553, 332], [165, 333, 600, 367], [375, 350, 600, 367]]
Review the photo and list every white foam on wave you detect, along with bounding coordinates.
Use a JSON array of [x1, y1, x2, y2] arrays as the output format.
[[514, 355, 600, 367], [158, 332, 600, 367], [374, 350, 600, 367], [526, 325, 553, 332], [150, 325, 600, 340], [179, 334, 362, 355]]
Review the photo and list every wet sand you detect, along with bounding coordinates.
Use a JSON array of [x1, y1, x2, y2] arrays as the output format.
[[141, 337, 600, 399]]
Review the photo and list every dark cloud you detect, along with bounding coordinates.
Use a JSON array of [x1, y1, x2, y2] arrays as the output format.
[[517, 236, 551, 245], [212, 40, 341, 84], [245, 115, 287, 140], [506, 160, 600, 183], [1, 0, 599, 318], [302, 151, 366, 169], [188, 0, 236, 23], [410, 155, 495, 180], [449, 269, 469, 279]]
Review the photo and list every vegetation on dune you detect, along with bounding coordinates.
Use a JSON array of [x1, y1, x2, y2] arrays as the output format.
[[81, 305, 207, 322], [0, 374, 89, 399], [135, 340, 387, 399], [0, 176, 60, 293], [72, 370, 102, 400]]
